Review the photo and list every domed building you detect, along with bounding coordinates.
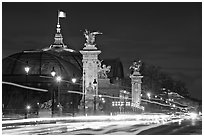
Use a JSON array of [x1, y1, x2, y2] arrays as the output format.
[[2, 21, 126, 116], [3, 22, 84, 116]]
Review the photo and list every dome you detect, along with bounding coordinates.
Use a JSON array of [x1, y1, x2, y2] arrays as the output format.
[[2, 49, 83, 114], [2, 22, 84, 114], [3, 21, 83, 86], [3, 50, 82, 79]]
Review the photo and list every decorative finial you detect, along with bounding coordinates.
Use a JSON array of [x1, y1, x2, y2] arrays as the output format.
[[56, 10, 66, 33]]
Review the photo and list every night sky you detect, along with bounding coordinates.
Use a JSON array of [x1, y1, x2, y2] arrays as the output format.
[[2, 2, 202, 99]]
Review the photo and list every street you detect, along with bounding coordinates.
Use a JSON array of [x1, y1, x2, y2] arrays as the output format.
[[2, 114, 202, 135], [138, 119, 202, 135]]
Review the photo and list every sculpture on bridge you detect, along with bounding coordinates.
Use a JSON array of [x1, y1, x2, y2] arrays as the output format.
[[98, 60, 111, 79], [129, 60, 142, 75], [84, 29, 102, 45]]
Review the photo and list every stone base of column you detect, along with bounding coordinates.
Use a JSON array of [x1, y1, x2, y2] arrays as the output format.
[[79, 98, 102, 115], [130, 73, 143, 108], [98, 78, 110, 87]]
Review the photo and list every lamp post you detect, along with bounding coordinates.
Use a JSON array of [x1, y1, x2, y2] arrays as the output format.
[[24, 61, 30, 119], [56, 75, 62, 116], [51, 67, 56, 77], [83, 71, 86, 116], [147, 92, 151, 100], [119, 93, 122, 113], [51, 67, 56, 117], [123, 90, 129, 113], [72, 77, 77, 84], [71, 76, 76, 117], [93, 79, 97, 114], [147, 92, 151, 112], [123, 90, 126, 113]]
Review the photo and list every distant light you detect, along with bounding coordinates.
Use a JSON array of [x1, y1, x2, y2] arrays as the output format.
[[190, 112, 197, 119], [112, 102, 114, 106], [172, 104, 176, 107], [26, 105, 31, 110], [147, 93, 151, 99], [71, 78, 77, 83], [155, 95, 157, 98], [51, 67, 56, 77], [199, 112, 202, 116], [51, 71, 56, 77], [99, 95, 102, 98], [56, 76, 62, 82], [24, 66, 30, 74]]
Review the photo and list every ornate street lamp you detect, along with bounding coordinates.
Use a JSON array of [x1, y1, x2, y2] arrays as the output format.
[[71, 77, 77, 84], [24, 62, 30, 75], [83, 71, 86, 116], [124, 90, 129, 113], [24, 61, 30, 119], [56, 75, 62, 116], [71, 75, 76, 117], [51, 67, 56, 117], [93, 79, 97, 114], [51, 67, 56, 77]]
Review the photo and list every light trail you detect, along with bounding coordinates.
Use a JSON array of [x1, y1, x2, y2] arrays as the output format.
[[2, 80, 186, 111], [141, 99, 187, 110], [2, 114, 172, 125], [2, 114, 185, 135], [142, 99, 171, 107], [67, 90, 83, 95], [2, 81, 48, 92]]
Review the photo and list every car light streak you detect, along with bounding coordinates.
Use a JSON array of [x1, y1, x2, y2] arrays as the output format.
[[2, 114, 173, 126]]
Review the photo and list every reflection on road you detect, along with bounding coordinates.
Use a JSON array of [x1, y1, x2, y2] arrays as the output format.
[[2, 114, 202, 135]]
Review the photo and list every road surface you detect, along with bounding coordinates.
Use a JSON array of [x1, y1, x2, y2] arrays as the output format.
[[2, 115, 202, 135], [138, 119, 202, 135]]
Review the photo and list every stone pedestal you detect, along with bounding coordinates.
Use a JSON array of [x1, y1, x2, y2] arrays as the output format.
[[98, 78, 110, 88], [38, 109, 52, 118], [130, 72, 143, 109], [80, 44, 101, 114]]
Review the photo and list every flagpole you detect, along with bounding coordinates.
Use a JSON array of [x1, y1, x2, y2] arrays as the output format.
[[57, 10, 59, 25]]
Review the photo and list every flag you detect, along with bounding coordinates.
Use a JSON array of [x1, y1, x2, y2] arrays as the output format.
[[58, 11, 66, 18]]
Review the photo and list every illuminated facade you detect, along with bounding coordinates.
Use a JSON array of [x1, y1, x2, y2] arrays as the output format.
[[80, 32, 101, 113]]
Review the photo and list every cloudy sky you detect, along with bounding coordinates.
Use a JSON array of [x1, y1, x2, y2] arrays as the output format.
[[2, 2, 202, 99]]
